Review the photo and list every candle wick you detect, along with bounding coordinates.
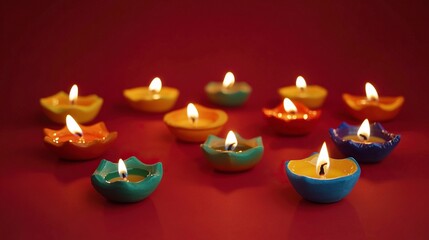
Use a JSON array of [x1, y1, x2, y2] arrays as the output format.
[[191, 117, 196, 125], [319, 163, 327, 176], [226, 143, 235, 151], [359, 134, 368, 141], [121, 173, 128, 182], [299, 87, 305, 92]]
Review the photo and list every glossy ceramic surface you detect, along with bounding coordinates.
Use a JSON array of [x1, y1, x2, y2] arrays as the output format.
[[123, 86, 179, 112], [285, 153, 360, 203], [329, 122, 401, 163], [278, 85, 327, 109], [342, 93, 404, 121], [205, 82, 252, 107], [91, 156, 163, 203], [201, 133, 264, 172], [262, 100, 321, 135], [43, 122, 117, 160], [40, 91, 103, 123], [163, 104, 228, 142]]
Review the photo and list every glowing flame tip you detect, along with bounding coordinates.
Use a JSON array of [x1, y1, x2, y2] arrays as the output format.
[[283, 98, 298, 113], [296, 76, 307, 90], [225, 130, 238, 151], [187, 103, 199, 124], [316, 142, 330, 177], [357, 119, 371, 141], [222, 72, 235, 88], [69, 84, 78, 104], [66, 115, 83, 138], [365, 82, 379, 101], [149, 77, 162, 93], [118, 159, 128, 180]]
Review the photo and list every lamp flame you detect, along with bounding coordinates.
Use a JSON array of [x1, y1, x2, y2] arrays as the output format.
[[187, 103, 199, 124], [69, 84, 78, 104], [296, 76, 307, 90], [283, 98, 298, 113], [316, 142, 330, 177], [365, 82, 379, 101], [222, 72, 235, 88], [66, 115, 83, 138], [118, 159, 128, 181], [357, 119, 370, 141], [149, 77, 162, 93], [225, 130, 238, 151]]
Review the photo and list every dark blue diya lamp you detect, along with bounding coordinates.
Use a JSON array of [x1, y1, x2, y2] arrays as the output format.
[[285, 142, 360, 203], [329, 119, 400, 163], [201, 130, 264, 172], [91, 157, 163, 203]]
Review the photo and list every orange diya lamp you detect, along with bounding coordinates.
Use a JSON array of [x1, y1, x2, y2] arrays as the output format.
[[40, 84, 103, 124], [262, 98, 321, 135], [43, 115, 117, 160], [163, 103, 228, 142], [342, 82, 404, 121]]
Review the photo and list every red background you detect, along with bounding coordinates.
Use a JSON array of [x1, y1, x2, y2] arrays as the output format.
[[1, 0, 429, 239]]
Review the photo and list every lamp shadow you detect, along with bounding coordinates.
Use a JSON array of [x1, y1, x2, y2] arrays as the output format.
[[87, 191, 164, 239], [287, 198, 366, 239]]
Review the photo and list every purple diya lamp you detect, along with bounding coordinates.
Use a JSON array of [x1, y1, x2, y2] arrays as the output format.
[[329, 119, 400, 163]]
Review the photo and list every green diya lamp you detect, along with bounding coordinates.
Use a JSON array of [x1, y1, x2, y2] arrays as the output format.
[[205, 72, 252, 107], [91, 156, 163, 203], [200, 131, 264, 172]]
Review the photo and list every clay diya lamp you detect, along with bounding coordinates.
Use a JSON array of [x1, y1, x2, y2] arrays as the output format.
[[91, 157, 163, 203], [262, 98, 321, 135], [329, 119, 400, 163], [201, 130, 264, 172], [205, 72, 252, 107], [285, 142, 361, 203], [123, 77, 179, 112], [278, 76, 328, 109], [43, 115, 117, 160], [40, 84, 103, 123], [163, 103, 228, 142], [342, 82, 404, 121]]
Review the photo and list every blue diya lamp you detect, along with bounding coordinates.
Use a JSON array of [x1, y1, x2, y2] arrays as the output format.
[[329, 121, 400, 163], [204, 72, 252, 107], [91, 156, 163, 203], [285, 142, 360, 203], [201, 131, 264, 172]]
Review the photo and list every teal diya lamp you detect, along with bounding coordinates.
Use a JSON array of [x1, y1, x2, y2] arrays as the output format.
[[201, 130, 264, 172], [205, 72, 252, 107], [329, 119, 400, 163], [285, 142, 361, 203], [91, 157, 163, 203]]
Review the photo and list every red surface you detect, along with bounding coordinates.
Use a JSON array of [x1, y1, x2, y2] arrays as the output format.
[[1, 1, 429, 239]]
